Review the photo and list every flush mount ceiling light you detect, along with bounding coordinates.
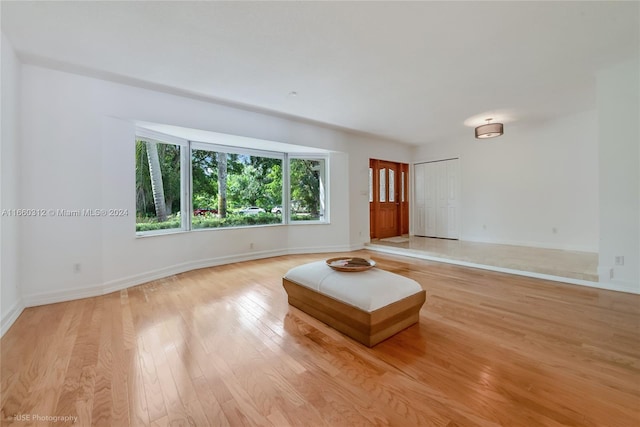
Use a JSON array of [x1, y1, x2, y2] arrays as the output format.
[[475, 118, 504, 139]]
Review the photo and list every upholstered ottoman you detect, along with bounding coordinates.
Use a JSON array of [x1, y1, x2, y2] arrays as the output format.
[[283, 260, 426, 347]]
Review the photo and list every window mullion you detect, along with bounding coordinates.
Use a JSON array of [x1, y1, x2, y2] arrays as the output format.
[[283, 153, 290, 224], [182, 142, 192, 231]]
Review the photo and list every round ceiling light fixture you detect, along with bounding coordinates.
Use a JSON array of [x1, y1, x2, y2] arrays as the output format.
[[475, 118, 504, 139]]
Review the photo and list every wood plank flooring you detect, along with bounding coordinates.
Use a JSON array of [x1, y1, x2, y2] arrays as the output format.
[[1, 251, 639, 426]]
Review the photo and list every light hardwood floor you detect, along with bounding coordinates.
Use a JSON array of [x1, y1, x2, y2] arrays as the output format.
[[1, 251, 638, 426]]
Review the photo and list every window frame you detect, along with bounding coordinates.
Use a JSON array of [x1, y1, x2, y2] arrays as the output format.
[[190, 142, 285, 230], [135, 130, 329, 236], [288, 154, 330, 224], [135, 129, 189, 235]]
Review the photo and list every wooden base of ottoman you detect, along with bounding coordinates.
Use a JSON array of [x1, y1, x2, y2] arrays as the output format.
[[283, 278, 426, 347]]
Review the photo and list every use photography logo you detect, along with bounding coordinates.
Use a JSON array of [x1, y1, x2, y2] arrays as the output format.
[[10, 414, 79, 423]]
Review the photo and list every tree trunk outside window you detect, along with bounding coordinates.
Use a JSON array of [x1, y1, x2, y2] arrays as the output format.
[[218, 152, 227, 218], [146, 141, 168, 222]]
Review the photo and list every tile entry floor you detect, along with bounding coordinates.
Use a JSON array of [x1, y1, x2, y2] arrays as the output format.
[[366, 236, 599, 282]]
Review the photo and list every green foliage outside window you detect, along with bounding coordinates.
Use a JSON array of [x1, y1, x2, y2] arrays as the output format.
[[290, 158, 325, 221], [136, 140, 182, 230], [136, 138, 326, 233]]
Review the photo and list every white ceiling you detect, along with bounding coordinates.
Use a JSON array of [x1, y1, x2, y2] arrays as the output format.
[[2, 1, 638, 145]]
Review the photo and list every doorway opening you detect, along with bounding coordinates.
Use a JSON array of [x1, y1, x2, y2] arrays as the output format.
[[369, 159, 409, 239]]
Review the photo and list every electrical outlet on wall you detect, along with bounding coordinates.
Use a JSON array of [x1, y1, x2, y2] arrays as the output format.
[[615, 256, 624, 266]]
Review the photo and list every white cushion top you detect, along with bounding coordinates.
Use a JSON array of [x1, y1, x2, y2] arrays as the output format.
[[284, 260, 422, 312]]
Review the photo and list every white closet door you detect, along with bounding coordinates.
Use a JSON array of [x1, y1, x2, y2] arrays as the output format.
[[414, 163, 426, 236], [435, 162, 449, 237], [445, 159, 460, 239], [425, 162, 437, 237], [415, 158, 460, 239]]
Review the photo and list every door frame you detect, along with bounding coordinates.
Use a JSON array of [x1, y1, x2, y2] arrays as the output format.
[[369, 159, 409, 239]]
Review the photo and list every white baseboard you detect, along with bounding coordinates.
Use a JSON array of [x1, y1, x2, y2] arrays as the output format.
[[596, 266, 640, 294], [21, 244, 357, 308], [1, 298, 25, 337], [602, 281, 640, 294]]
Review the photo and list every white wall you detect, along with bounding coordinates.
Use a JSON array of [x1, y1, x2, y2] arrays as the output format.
[[597, 60, 640, 293], [18, 64, 413, 307], [1, 33, 23, 334], [414, 110, 599, 253]]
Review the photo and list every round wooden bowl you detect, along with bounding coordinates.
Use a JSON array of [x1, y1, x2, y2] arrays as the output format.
[[326, 257, 376, 272]]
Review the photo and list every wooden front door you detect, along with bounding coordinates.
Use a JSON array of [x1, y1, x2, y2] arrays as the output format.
[[370, 159, 409, 239]]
